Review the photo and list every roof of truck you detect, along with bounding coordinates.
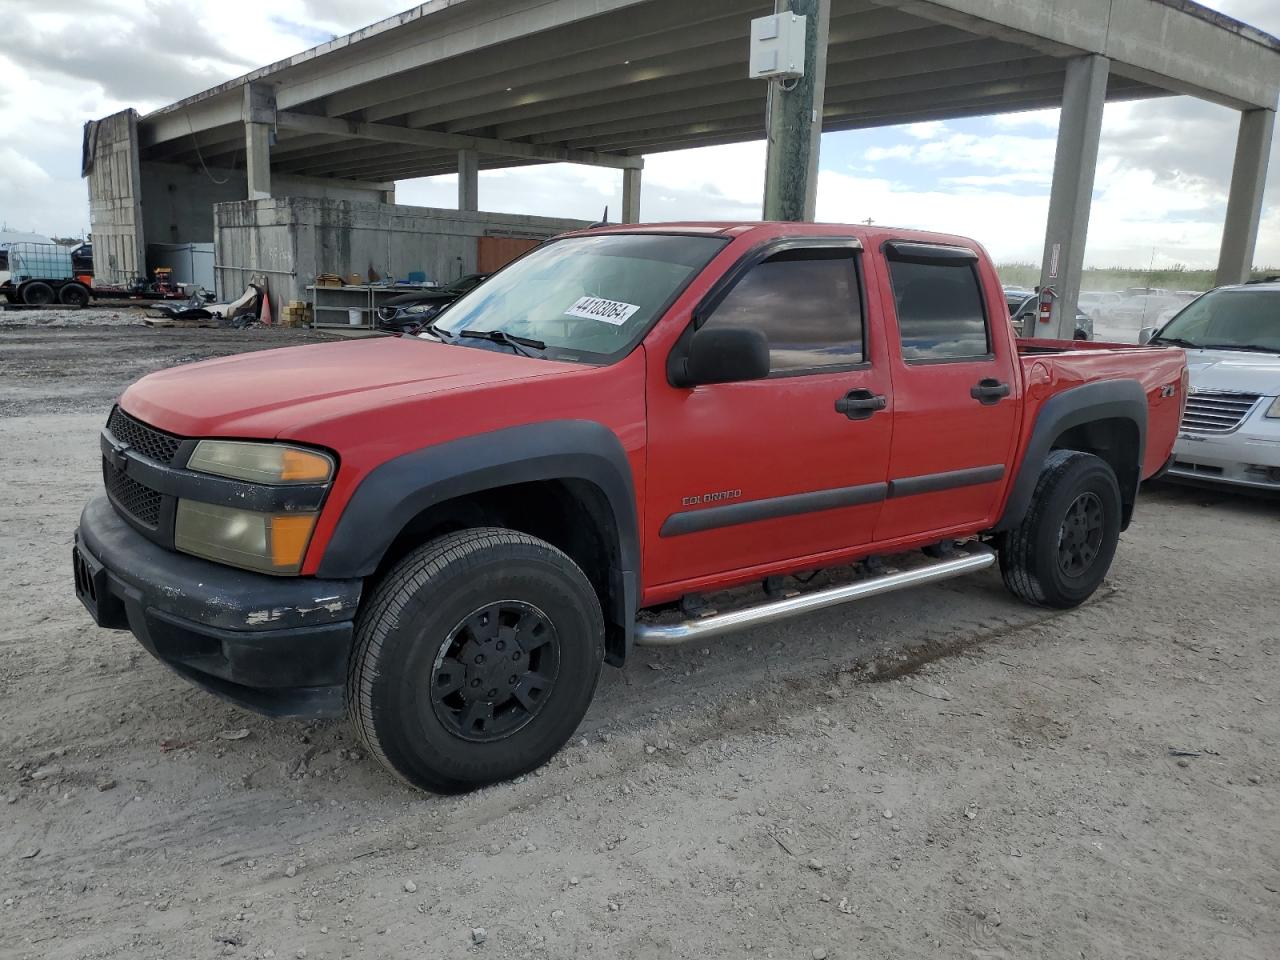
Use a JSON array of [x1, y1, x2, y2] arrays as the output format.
[[565, 221, 989, 252]]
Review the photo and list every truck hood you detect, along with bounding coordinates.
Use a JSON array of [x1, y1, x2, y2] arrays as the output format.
[[1184, 348, 1280, 397], [119, 336, 576, 438]]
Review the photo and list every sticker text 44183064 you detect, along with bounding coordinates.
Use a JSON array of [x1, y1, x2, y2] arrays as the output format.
[[564, 296, 641, 326]]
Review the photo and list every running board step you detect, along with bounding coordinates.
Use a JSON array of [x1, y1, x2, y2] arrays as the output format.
[[633, 542, 997, 647]]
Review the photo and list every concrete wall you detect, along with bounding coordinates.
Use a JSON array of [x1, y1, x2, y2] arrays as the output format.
[[212, 197, 585, 310], [140, 161, 388, 246], [85, 110, 145, 285]]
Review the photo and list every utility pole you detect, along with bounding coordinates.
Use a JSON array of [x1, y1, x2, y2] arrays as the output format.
[[761, 0, 831, 222]]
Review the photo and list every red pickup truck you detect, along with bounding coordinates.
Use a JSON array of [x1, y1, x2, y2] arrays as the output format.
[[73, 222, 1186, 793]]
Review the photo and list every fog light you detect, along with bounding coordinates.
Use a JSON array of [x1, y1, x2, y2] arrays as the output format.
[[175, 500, 318, 575]]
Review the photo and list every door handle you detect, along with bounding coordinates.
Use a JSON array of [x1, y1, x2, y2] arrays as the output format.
[[834, 389, 887, 420], [970, 378, 1010, 405]]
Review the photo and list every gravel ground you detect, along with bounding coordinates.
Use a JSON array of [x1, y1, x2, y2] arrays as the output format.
[[1, 321, 1277, 960]]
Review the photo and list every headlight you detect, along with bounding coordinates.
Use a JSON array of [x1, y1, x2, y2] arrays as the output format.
[[1267, 397, 1280, 419], [187, 440, 334, 485], [175, 501, 319, 575]]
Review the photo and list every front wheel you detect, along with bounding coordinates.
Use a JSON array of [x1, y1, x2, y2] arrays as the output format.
[[347, 528, 605, 793], [999, 450, 1121, 608]]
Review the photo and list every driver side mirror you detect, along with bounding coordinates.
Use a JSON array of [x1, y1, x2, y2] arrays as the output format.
[[1138, 326, 1156, 345], [673, 325, 770, 387]]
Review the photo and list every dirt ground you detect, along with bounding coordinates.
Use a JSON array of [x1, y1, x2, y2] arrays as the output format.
[[2, 314, 1278, 960]]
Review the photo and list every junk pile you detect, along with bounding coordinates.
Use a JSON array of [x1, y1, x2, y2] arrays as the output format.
[[145, 285, 269, 329]]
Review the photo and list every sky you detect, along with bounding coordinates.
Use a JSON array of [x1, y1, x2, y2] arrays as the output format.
[[0, 0, 1276, 269]]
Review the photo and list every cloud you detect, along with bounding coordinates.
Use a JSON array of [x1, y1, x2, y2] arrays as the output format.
[[904, 121, 947, 141]]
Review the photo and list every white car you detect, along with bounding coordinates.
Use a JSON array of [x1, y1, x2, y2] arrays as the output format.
[[1142, 279, 1280, 491], [1078, 290, 1122, 320]]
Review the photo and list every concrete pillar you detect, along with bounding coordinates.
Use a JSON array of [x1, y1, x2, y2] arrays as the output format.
[[762, 0, 831, 222], [1038, 54, 1109, 340], [243, 84, 276, 201], [458, 148, 479, 211], [622, 166, 643, 223], [1215, 108, 1275, 287]]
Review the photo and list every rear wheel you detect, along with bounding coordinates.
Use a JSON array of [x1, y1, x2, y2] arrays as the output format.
[[58, 282, 90, 308], [347, 527, 604, 793], [20, 281, 55, 306], [999, 450, 1121, 608]]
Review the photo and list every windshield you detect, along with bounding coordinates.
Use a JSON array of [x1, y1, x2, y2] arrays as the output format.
[[1154, 288, 1279, 352], [427, 233, 728, 362]]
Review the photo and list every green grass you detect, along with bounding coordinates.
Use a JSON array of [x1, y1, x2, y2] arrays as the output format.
[[994, 263, 1280, 293]]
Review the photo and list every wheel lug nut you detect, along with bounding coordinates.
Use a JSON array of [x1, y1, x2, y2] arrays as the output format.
[[509, 675, 518, 684], [512, 651, 521, 660], [475, 654, 485, 664], [496, 641, 505, 651], [471, 679, 480, 687]]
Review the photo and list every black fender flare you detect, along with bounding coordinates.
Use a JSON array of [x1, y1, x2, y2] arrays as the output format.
[[316, 420, 640, 651], [996, 379, 1147, 531]]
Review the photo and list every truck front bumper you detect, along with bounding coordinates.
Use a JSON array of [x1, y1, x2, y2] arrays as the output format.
[[73, 496, 362, 717]]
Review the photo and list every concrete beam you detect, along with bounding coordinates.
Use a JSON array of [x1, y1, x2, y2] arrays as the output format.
[[895, 0, 1279, 110], [505, 34, 1034, 142], [244, 85, 276, 200], [274, 111, 641, 170], [568, 69, 1079, 151], [1216, 107, 1276, 286], [1038, 55, 1109, 340], [334, 0, 780, 122], [525, 51, 1054, 147], [446, 24, 959, 135], [278, 0, 669, 113], [419, 7, 920, 133], [622, 167, 642, 223], [458, 148, 479, 211], [276, 143, 452, 178]]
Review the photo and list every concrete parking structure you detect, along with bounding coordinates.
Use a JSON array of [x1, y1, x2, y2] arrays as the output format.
[[85, 0, 1279, 333]]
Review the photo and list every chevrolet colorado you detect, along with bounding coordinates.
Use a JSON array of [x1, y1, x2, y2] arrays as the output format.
[[73, 222, 1186, 793]]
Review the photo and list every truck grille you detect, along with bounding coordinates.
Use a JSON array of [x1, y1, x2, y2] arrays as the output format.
[[103, 461, 163, 528], [1180, 390, 1261, 434], [106, 407, 183, 464]]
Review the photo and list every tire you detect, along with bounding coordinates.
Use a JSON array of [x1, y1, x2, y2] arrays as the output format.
[[58, 282, 90, 308], [999, 450, 1121, 609], [20, 281, 55, 306], [348, 527, 605, 793]]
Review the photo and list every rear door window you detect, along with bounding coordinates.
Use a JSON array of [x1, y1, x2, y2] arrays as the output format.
[[887, 255, 991, 361], [700, 248, 864, 374]]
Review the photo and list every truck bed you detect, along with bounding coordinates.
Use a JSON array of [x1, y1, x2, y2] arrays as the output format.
[[1017, 339, 1186, 481]]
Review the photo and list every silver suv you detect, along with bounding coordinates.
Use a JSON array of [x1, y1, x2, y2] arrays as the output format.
[[1143, 280, 1280, 491]]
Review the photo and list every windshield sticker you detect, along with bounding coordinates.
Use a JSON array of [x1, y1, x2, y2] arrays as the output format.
[[565, 296, 640, 326]]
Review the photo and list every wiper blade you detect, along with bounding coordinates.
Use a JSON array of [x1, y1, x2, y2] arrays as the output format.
[[459, 328, 546, 357], [1149, 336, 1199, 348], [421, 321, 455, 341], [1199, 343, 1280, 354]]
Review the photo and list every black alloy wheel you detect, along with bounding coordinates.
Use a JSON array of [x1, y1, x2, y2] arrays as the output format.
[[429, 600, 560, 742], [347, 527, 604, 793], [998, 449, 1121, 609], [1057, 491, 1105, 577]]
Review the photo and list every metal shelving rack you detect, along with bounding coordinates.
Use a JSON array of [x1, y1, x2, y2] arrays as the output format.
[[307, 283, 437, 329]]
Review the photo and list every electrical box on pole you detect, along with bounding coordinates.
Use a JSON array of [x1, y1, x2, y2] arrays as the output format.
[[749, 13, 807, 80]]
